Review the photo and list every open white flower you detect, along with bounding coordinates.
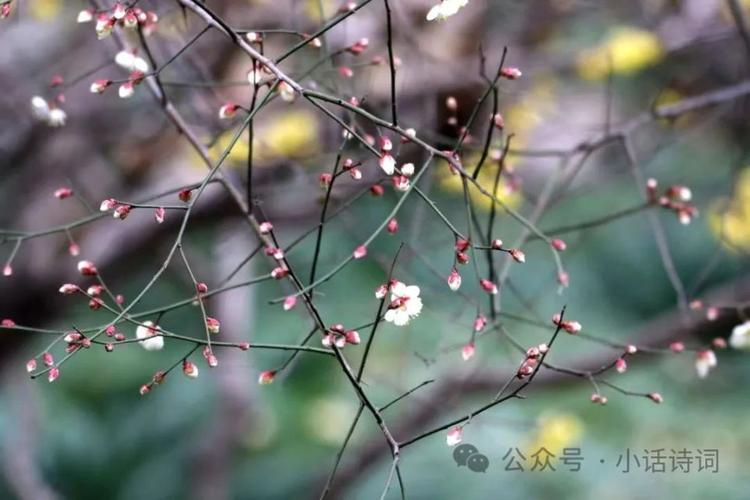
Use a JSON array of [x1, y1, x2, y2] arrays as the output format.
[[47, 108, 67, 127], [426, 0, 468, 21], [115, 50, 149, 73], [730, 320, 750, 350], [31, 96, 50, 120], [136, 320, 164, 351], [384, 281, 423, 326]]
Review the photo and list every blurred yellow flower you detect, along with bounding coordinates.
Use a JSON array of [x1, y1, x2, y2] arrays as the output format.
[[208, 110, 320, 167], [709, 168, 750, 251], [526, 413, 583, 456], [576, 27, 664, 80], [437, 153, 522, 212], [30, 0, 60, 20], [304, 0, 336, 22]]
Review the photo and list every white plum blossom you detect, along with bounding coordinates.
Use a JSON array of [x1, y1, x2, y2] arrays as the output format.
[[384, 281, 423, 326], [426, 0, 468, 21], [730, 321, 750, 350], [31, 96, 50, 120], [136, 321, 164, 351], [115, 50, 149, 73], [47, 108, 67, 127]]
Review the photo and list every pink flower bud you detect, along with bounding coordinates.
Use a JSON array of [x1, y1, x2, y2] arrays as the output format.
[[259, 221, 273, 234], [338, 66, 354, 78], [54, 187, 73, 199], [202, 346, 218, 367], [206, 317, 220, 334], [551, 239, 567, 251], [461, 343, 475, 361], [238, 342, 250, 350], [154, 207, 165, 224], [447, 268, 462, 291], [387, 218, 399, 234], [480, 279, 498, 295], [345, 330, 361, 345], [557, 271, 570, 288], [375, 283, 388, 299], [706, 307, 719, 321], [509, 248, 525, 263], [271, 267, 288, 279], [48, 367, 60, 383], [105, 343, 114, 352], [493, 113, 505, 129], [182, 359, 199, 379], [258, 370, 276, 385], [68, 242, 80, 256], [218, 103, 239, 119], [26, 359, 37, 373], [471, 315, 486, 333], [500, 67, 522, 79], [615, 358, 627, 374], [456, 251, 469, 265], [89, 79, 111, 94], [625, 344, 638, 354], [112, 205, 131, 220], [43, 352, 54, 366], [370, 184, 384, 196], [196, 282, 208, 294], [491, 239, 503, 250], [87, 285, 103, 296], [283, 295, 297, 311], [179, 189, 192, 202], [648, 392, 663, 404], [139, 384, 151, 396], [445, 96, 457, 111], [1, 318, 15, 328], [77, 260, 97, 276], [319, 173, 333, 189], [379, 136, 393, 152], [713, 337, 727, 349], [353, 245, 367, 259], [446, 426, 463, 446], [455, 239, 470, 252], [669, 342, 684, 353], [99, 198, 116, 212]]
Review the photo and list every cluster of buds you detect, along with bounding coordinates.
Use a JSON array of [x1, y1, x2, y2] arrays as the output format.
[[455, 238, 471, 265], [688, 299, 719, 321], [63, 331, 92, 354], [378, 137, 396, 175], [322, 323, 361, 348], [346, 37, 369, 55], [264, 245, 285, 261], [105, 325, 126, 342], [117, 70, 145, 99], [78, 4, 158, 40], [99, 198, 132, 220], [552, 313, 581, 334], [342, 158, 363, 180], [646, 178, 697, 225], [517, 343, 549, 378], [490, 238, 526, 264], [140, 370, 167, 396]]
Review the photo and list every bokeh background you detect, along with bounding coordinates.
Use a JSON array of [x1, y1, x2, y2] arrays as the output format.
[[1, 0, 750, 499]]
